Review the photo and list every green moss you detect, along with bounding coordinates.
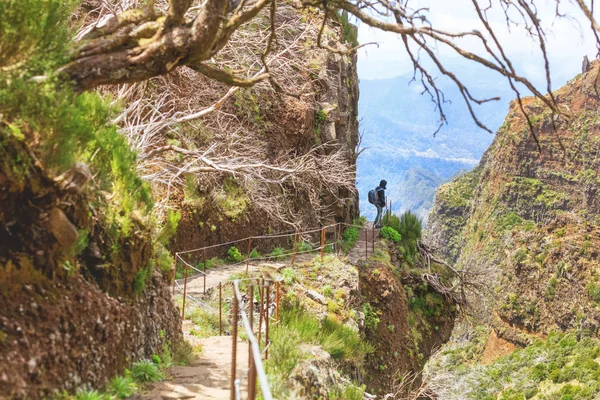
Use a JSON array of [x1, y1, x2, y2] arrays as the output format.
[[213, 177, 249, 222]]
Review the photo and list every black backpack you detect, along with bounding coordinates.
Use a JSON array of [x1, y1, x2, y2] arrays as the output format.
[[368, 189, 377, 204]]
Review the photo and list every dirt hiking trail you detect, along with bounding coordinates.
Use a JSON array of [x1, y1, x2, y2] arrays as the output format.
[[134, 336, 248, 400], [139, 227, 376, 399]]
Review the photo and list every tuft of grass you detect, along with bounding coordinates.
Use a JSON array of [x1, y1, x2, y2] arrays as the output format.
[[173, 340, 195, 366], [130, 360, 163, 382], [297, 241, 312, 252], [107, 376, 136, 399], [187, 306, 221, 338], [74, 389, 107, 400], [279, 303, 373, 362], [281, 267, 297, 285], [270, 247, 286, 260], [250, 248, 261, 259]]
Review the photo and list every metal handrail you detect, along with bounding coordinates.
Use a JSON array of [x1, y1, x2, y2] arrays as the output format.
[[232, 279, 274, 400]]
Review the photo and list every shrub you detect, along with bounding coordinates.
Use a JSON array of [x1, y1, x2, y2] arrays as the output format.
[[133, 267, 151, 295], [131, 360, 163, 382], [384, 211, 422, 258], [187, 306, 221, 337], [227, 246, 244, 262], [155, 245, 174, 275], [380, 226, 401, 243]]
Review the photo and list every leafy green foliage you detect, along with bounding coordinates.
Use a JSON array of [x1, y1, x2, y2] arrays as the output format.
[[342, 226, 359, 251], [0, 0, 75, 73], [155, 245, 174, 275], [130, 360, 163, 382], [380, 226, 401, 243], [187, 305, 222, 338], [133, 267, 151, 295], [173, 340, 195, 366], [384, 211, 422, 258], [227, 246, 244, 262], [214, 177, 249, 222], [156, 210, 181, 245]]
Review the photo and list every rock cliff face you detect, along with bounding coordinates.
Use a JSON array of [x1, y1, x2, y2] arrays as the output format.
[[427, 62, 600, 341], [173, 10, 360, 256], [0, 136, 182, 399]]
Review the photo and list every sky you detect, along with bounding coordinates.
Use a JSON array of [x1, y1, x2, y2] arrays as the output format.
[[357, 0, 599, 91]]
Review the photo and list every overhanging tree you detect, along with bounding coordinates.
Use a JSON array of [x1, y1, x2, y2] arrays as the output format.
[[53, 0, 600, 145]]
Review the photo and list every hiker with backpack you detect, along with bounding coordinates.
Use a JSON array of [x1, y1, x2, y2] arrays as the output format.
[[368, 180, 387, 228]]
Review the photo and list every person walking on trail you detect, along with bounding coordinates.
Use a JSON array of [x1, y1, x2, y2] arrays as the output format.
[[374, 179, 386, 228]]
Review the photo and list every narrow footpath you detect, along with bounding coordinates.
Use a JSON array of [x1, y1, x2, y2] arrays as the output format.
[[138, 224, 377, 399], [348, 222, 378, 264], [133, 336, 248, 400]]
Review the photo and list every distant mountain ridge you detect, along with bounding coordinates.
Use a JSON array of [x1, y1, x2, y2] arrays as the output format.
[[357, 71, 510, 221]]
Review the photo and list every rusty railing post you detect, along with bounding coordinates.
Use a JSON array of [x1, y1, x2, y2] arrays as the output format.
[[248, 284, 254, 364], [291, 231, 298, 266], [365, 224, 368, 261], [258, 279, 264, 348], [372, 222, 375, 253], [172, 257, 177, 295], [230, 292, 238, 400], [203, 248, 207, 294], [247, 283, 256, 400], [246, 238, 252, 273], [182, 261, 189, 320], [276, 281, 280, 322], [337, 223, 342, 255], [320, 226, 325, 261], [219, 282, 222, 336], [265, 282, 270, 360]]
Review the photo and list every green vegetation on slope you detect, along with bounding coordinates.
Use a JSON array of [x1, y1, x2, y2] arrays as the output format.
[[429, 331, 600, 400], [265, 302, 370, 398]]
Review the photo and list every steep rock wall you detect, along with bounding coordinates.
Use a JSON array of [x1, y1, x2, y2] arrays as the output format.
[[0, 121, 181, 399], [427, 62, 600, 340], [172, 10, 359, 256]]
